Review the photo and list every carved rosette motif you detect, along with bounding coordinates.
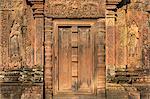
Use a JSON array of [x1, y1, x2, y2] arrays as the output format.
[[45, 0, 105, 18]]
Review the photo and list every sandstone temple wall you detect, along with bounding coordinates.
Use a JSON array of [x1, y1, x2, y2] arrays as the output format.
[[0, 0, 150, 99]]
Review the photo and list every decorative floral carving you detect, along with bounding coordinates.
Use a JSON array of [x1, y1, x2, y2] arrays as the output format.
[[82, 3, 98, 17], [46, 0, 105, 18], [51, 3, 66, 17]]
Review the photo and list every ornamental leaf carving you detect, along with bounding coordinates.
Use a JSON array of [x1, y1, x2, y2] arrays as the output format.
[[45, 0, 105, 18]]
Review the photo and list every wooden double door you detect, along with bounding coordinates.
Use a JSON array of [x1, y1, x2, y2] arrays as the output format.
[[53, 20, 104, 98]]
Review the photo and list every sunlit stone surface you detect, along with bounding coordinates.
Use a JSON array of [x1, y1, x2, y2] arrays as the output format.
[[0, 0, 149, 99]]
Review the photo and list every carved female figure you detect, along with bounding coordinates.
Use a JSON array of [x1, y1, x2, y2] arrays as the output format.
[[127, 21, 141, 68], [9, 21, 23, 68], [128, 21, 139, 57]]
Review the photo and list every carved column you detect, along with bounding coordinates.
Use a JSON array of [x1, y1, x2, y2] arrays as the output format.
[[1, 10, 10, 70], [28, 0, 44, 67], [106, 9, 116, 76], [145, 1, 150, 69], [27, 0, 45, 97], [116, 7, 128, 70], [44, 17, 53, 99], [106, 0, 121, 76], [95, 19, 106, 98]]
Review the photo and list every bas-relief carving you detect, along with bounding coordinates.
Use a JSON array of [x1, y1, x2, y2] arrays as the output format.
[[45, 0, 105, 18], [116, 7, 145, 70], [107, 3, 150, 96], [142, 20, 150, 69], [9, 21, 23, 68], [7, 1, 25, 69], [127, 21, 141, 69], [1, 0, 150, 98], [24, 5, 35, 68], [128, 22, 139, 57], [115, 9, 128, 68], [0, 1, 44, 96], [6, 0, 35, 69]]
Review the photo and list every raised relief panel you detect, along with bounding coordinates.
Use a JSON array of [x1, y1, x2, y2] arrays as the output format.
[[53, 20, 96, 95], [45, 0, 105, 18], [127, 21, 141, 69]]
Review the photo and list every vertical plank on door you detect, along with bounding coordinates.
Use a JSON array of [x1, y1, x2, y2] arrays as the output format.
[[58, 27, 72, 91], [78, 26, 93, 92]]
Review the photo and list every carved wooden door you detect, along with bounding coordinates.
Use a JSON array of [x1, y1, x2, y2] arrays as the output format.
[[53, 20, 98, 98]]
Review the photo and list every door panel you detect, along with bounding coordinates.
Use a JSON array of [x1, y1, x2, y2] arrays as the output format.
[[58, 27, 72, 91], [78, 26, 93, 92], [54, 20, 97, 96]]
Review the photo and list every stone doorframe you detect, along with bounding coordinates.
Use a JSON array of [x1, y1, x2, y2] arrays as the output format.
[[44, 18, 106, 99], [26, 0, 122, 98]]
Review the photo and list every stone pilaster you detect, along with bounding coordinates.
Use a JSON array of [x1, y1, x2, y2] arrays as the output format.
[[27, 0, 44, 67], [27, 0, 45, 98], [94, 19, 106, 99], [106, 0, 121, 76], [115, 6, 128, 70], [106, 9, 116, 76], [44, 17, 53, 99]]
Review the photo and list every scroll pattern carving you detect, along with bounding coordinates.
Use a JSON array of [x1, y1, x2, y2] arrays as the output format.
[[45, 0, 105, 18], [142, 21, 150, 69], [1, 11, 10, 69]]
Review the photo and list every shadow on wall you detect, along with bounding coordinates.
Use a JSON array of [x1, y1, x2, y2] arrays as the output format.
[[117, 0, 131, 8]]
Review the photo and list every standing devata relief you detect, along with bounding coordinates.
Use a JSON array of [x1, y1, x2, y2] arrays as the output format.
[[127, 21, 141, 69], [0, 0, 150, 99], [9, 21, 23, 68]]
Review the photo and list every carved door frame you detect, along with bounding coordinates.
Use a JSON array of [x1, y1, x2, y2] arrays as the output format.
[[43, 18, 106, 98], [53, 19, 97, 95]]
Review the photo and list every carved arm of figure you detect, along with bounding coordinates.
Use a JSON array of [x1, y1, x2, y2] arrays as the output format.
[[10, 22, 20, 37]]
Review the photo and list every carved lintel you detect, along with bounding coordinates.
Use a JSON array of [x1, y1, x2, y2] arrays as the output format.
[[45, 0, 105, 18]]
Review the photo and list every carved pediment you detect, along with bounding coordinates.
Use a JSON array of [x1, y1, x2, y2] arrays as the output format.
[[45, 0, 105, 18]]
